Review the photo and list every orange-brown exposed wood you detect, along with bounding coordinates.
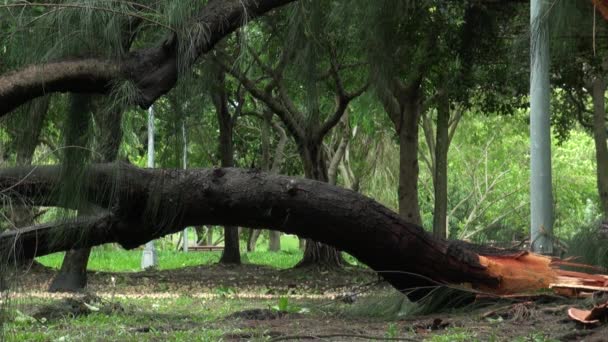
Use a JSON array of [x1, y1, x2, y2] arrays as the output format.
[[592, 0, 608, 21], [474, 250, 608, 297]]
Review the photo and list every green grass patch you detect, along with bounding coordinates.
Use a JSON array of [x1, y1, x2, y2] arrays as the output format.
[[36, 235, 345, 272], [37, 249, 304, 272]]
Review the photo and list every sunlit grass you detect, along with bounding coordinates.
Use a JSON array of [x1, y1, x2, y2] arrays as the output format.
[[36, 234, 305, 272]]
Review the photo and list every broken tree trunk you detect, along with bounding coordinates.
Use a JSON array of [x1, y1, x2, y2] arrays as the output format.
[[0, 164, 606, 300]]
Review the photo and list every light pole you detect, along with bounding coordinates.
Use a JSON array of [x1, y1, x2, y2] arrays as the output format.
[[141, 105, 159, 269], [181, 117, 189, 253], [530, 0, 554, 254]]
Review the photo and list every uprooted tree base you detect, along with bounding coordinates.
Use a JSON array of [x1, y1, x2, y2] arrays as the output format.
[[0, 163, 607, 300]]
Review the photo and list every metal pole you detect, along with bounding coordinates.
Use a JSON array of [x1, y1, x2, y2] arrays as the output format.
[[530, 0, 554, 254], [181, 118, 189, 253], [141, 105, 159, 269]]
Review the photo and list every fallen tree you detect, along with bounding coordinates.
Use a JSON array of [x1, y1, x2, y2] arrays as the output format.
[[1, 163, 607, 300]]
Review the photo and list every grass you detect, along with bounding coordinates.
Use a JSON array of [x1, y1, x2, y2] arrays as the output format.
[[36, 234, 367, 272], [3, 296, 260, 341], [36, 234, 305, 272]]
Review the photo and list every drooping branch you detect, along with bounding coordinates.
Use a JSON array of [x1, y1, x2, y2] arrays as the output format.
[[0, 0, 297, 117]]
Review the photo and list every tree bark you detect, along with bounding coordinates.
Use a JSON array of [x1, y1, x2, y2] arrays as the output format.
[[590, 76, 608, 217], [0, 0, 296, 117], [213, 68, 241, 264], [397, 86, 423, 225], [207, 227, 214, 246], [433, 93, 450, 238], [8, 96, 50, 231], [5, 164, 605, 299], [247, 229, 262, 252], [297, 143, 345, 268], [269, 231, 281, 252], [0, 163, 501, 300], [49, 97, 123, 292]]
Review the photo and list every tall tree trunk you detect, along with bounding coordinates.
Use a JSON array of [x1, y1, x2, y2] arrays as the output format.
[[214, 70, 241, 264], [591, 77, 608, 217], [397, 88, 423, 226], [296, 143, 344, 268], [433, 93, 450, 238], [49, 98, 122, 292]]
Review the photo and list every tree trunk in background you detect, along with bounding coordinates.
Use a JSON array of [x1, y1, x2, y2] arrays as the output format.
[[269, 231, 281, 252], [296, 143, 344, 268], [433, 93, 449, 238], [249, 111, 287, 252], [397, 87, 423, 226], [247, 229, 261, 252], [10, 97, 50, 230], [248, 112, 272, 252], [207, 227, 214, 245], [591, 77, 608, 217], [214, 69, 241, 264], [49, 97, 123, 292]]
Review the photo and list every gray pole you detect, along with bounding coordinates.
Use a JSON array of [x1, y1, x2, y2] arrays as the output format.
[[530, 0, 554, 254], [181, 118, 189, 253], [141, 105, 159, 269]]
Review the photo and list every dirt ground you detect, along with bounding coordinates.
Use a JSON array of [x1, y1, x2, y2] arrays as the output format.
[[4, 263, 608, 341]]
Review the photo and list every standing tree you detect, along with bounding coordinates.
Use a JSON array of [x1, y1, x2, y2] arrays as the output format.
[[215, 7, 367, 266]]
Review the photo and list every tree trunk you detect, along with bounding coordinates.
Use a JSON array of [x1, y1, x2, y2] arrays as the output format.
[[9, 97, 50, 231], [6, 164, 600, 301], [48, 248, 92, 292], [433, 93, 449, 238], [49, 97, 122, 292], [591, 76, 608, 217], [207, 227, 214, 245], [247, 229, 261, 252], [214, 68, 241, 264], [269, 231, 281, 252], [296, 143, 344, 268], [397, 88, 423, 225]]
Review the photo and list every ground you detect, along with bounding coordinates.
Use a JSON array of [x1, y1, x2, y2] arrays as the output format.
[[2, 248, 608, 341]]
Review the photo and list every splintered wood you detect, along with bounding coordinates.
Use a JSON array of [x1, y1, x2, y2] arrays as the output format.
[[475, 251, 608, 297], [592, 0, 608, 22]]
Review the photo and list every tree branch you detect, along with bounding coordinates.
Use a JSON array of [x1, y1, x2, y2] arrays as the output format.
[[0, 163, 499, 299], [0, 0, 297, 117]]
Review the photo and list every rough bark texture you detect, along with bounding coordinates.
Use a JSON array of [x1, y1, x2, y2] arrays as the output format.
[[213, 68, 240, 264], [396, 84, 423, 225], [590, 77, 608, 217], [0, 164, 499, 301], [48, 248, 92, 292], [0, 0, 296, 117], [432, 93, 449, 238]]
